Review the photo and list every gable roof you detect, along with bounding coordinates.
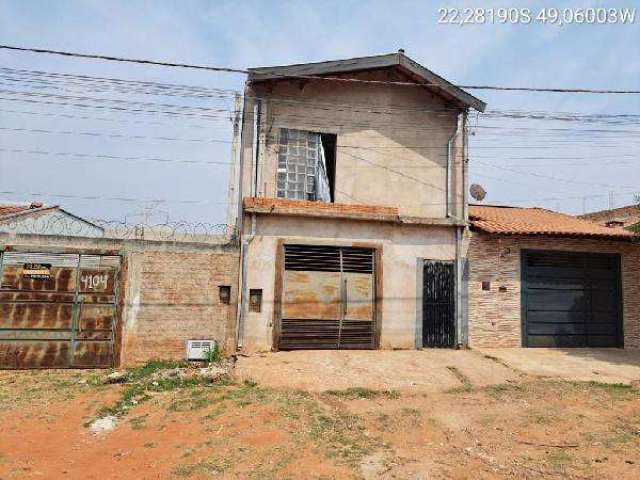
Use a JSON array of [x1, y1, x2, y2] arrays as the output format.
[[248, 51, 486, 112], [0, 203, 103, 232], [578, 204, 640, 227], [0, 202, 45, 218], [469, 204, 634, 240]]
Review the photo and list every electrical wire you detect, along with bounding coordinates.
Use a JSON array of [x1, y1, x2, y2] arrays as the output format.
[[2, 44, 640, 94]]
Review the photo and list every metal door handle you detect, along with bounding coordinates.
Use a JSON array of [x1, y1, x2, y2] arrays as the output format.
[[343, 278, 348, 317]]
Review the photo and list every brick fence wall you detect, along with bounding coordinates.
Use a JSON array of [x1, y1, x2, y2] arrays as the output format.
[[0, 234, 240, 367], [467, 233, 640, 349], [121, 245, 239, 366]]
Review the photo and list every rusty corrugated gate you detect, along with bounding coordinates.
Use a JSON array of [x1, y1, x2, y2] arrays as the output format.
[[0, 252, 121, 368], [279, 245, 376, 350]]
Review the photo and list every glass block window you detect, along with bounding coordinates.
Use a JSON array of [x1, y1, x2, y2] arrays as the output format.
[[277, 128, 319, 201]]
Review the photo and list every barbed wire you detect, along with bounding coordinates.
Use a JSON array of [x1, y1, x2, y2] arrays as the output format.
[[0, 213, 236, 243]]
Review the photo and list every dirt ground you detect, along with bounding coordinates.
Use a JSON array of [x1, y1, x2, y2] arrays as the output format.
[[1, 353, 640, 479], [479, 348, 640, 385], [235, 350, 519, 392]]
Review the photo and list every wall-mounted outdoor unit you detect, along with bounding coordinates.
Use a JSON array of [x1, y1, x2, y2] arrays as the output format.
[[186, 339, 215, 360]]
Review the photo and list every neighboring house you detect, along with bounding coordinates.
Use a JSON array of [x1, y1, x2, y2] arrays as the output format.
[[233, 51, 486, 352], [578, 204, 640, 232], [468, 205, 639, 349], [0, 202, 103, 238]]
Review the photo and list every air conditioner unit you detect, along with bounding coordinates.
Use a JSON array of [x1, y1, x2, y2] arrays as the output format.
[[186, 339, 215, 360]]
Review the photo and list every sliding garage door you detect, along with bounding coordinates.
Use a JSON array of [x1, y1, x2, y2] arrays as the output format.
[[522, 250, 622, 348], [279, 244, 376, 350], [0, 252, 121, 368]]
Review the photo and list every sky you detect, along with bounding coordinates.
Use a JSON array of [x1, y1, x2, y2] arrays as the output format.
[[0, 0, 639, 226]]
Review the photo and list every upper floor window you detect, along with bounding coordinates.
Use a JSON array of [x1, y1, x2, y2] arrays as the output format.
[[277, 128, 336, 202]]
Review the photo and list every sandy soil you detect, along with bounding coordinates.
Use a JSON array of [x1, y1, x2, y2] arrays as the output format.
[[479, 348, 640, 385], [1, 354, 640, 479], [235, 350, 520, 392]]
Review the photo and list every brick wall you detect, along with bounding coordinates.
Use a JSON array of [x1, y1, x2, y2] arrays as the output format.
[[0, 233, 240, 367], [468, 233, 640, 349], [121, 245, 239, 366]]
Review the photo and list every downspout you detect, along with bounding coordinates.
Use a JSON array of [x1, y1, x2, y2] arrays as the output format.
[[446, 113, 462, 219], [252, 99, 262, 197], [455, 225, 464, 348]]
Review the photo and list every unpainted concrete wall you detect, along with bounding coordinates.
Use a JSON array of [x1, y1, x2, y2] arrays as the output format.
[[240, 214, 457, 352], [240, 71, 466, 220]]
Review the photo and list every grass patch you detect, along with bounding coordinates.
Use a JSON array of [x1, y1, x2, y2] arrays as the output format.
[[129, 414, 148, 430], [0, 370, 104, 411], [173, 457, 231, 477], [325, 387, 400, 400], [526, 408, 558, 426], [546, 450, 573, 472], [91, 361, 228, 421], [483, 383, 522, 399], [446, 366, 474, 393], [309, 410, 373, 464], [168, 388, 215, 412], [120, 359, 190, 383]]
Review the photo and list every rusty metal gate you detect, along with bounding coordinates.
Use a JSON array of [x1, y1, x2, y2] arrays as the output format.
[[279, 244, 376, 350], [0, 252, 121, 368]]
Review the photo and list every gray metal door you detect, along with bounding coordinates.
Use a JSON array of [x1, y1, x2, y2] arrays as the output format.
[[0, 252, 121, 368], [279, 245, 375, 350], [522, 250, 622, 348]]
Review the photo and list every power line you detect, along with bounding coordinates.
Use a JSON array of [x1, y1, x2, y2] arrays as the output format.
[[0, 148, 233, 166], [3, 44, 640, 94], [0, 45, 249, 74], [0, 189, 228, 205]]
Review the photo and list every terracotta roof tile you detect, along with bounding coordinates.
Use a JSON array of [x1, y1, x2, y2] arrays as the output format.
[[0, 204, 31, 218], [470, 204, 634, 239], [578, 204, 640, 227]]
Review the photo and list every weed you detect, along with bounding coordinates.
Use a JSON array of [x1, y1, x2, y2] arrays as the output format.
[[203, 403, 227, 420], [168, 388, 215, 412], [308, 409, 377, 465], [173, 457, 231, 477], [546, 450, 573, 471], [121, 360, 190, 383], [129, 414, 148, 430], [204, 342, 221, 364], [603, 423, 639, 447], [91, 361, 219, 421], [526, 408, 558, 425], [143, 442, 156, 449], [446, 366, 474, 393], [325, 387, 400, 400], [483, 383, 522, 399]]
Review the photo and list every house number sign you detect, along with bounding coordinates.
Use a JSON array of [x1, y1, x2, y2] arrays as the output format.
[[81, 273, 108, 290]]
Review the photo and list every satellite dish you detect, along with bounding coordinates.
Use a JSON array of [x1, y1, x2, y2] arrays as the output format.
[[470, 184, 487, 202]]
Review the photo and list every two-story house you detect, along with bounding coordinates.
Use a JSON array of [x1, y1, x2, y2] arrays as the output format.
[[233, 51, 486, 352]]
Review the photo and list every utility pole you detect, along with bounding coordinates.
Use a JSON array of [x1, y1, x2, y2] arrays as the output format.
[[225, 92, 242, 231]]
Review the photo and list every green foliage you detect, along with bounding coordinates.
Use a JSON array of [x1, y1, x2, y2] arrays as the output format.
[[325, 387, 400, 400], [123, 359, 189, 382], [204, 342, 221, 364]]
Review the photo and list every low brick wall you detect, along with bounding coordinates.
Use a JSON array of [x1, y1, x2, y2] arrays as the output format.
[[121, 245, 239, 366], [467, 233, 640, 349], [0, 234, 240, 367]]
